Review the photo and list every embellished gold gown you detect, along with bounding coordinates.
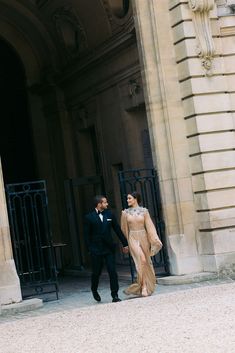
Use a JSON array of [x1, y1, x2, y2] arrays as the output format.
[[121, 207, 162, 296]]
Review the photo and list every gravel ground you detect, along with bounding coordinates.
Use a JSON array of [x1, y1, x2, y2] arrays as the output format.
[[0, 282, 235, 353]]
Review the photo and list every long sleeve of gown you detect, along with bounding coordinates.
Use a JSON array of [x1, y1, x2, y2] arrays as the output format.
[[121, 210, 129, 240], [144, 210, 162, 256]]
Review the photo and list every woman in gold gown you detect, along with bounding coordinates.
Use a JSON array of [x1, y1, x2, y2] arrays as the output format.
[[121, 192, 162, 297]]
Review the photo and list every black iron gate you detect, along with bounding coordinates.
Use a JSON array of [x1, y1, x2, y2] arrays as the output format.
[[118, 168, 169, 279], [64, 175, 104, 269], [5, 180, 58, 300]]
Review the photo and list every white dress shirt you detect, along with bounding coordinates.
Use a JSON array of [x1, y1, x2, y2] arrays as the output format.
[[95, 208, 103, 222]]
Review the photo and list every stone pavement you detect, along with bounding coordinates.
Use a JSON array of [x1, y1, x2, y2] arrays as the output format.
[[0, 271, 234, 322], [0, 273, 235, 353]]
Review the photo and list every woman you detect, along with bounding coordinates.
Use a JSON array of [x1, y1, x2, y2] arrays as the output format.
[[121, 191, 162, 297]]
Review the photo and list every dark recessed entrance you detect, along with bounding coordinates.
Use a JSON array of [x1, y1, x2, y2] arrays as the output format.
[[0, 39, 36, 184]]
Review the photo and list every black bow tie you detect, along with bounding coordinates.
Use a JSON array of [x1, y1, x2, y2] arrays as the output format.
[[98, 210, 103, 215]]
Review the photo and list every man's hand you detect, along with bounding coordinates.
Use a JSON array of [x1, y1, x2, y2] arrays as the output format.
[[122, 246, 129, 254]]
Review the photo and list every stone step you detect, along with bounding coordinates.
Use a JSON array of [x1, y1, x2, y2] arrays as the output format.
[[0, 298, 43, 316], [157, 272, 218, 285]]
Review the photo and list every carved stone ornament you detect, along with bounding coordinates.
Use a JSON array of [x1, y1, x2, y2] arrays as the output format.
[[101, 0, 133, 34], [216, 0, 235, 16], [71, 102, 97, 131], [52, 7, 88, 58], [128, 79, 141, 97], [226, 0, 235, 11], [189, 0, 216, 75]]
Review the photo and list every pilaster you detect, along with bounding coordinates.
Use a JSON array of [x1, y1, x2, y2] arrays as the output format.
[[133, 0, 203, 275], [0, 158, 22, 305], [170, 0, 235, 274]]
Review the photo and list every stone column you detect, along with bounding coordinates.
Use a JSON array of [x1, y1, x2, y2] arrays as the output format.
[[0, 158, 22, 305]]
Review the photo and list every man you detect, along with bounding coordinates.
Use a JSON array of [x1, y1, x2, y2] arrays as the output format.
[[84, 195, 129, 303]]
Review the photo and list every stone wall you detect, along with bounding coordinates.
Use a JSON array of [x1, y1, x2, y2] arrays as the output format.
[[133, 0, 202, 275], [0, 159, 22, 305], [1, 0, 235, 277], [169, 0, 235, 273]]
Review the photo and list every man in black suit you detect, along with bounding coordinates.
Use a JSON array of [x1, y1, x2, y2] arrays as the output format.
[[84, 195, 128, 303]]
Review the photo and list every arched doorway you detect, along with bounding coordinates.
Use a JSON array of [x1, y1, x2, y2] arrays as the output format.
[[0, 39, 59, 299], [0, 39, 36, 184], [0, 1, 169, 294]]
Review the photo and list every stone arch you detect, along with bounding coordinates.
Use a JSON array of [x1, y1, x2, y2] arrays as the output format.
[[0, 2, 64, 305], [0, 1, 60, 85], [0, 1, 66, 245]]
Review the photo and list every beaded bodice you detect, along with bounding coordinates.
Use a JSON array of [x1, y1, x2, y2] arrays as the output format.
[[124, 206, 147, 216]]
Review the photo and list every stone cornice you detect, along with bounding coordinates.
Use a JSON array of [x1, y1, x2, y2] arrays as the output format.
[[29, 27, 137, 96], [189, 0, 216, 75], [52, 6, 88, 59], [101, 0, 132, 34], [35, 0, 48, 9], [57, 25, 135, 85]]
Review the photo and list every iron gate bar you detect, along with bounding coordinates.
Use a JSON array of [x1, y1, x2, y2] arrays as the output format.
[[118, 168, 169, 281], [6, 180, 59, 300]]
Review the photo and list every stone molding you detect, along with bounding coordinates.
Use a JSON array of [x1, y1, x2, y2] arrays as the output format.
[[216, 0, 235, 15], [70, 101, 96, 132], [35, 0, 48, 8], [101, 0, 134, 34], [217, 0, 235, 8], [0, 159, 22, 304], [52, 6, 88, 59], [119, 74, 145, 111], [226, 0, 235, 7], [189, 0, 216, 75]]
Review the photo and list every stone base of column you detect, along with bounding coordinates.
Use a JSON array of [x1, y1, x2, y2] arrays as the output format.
[[167, 234, 203, 275], [1, 298, 43, 316], [201, 253, 235, 277], [0, 259, 22, 305], [157, 272, 218, 285]]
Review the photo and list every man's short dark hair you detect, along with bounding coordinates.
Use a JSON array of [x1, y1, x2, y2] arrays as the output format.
[[93, 195, 106, 207]]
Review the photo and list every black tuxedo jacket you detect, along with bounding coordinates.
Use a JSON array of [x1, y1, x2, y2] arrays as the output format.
[[84, 209, 128, 255]]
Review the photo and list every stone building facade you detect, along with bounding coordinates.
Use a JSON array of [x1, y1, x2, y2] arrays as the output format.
[[0, 0, 235, 305]]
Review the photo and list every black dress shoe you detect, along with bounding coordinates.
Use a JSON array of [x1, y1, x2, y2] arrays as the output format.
[[92, 291, 101, 302], [112, 296, 121, 303]]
